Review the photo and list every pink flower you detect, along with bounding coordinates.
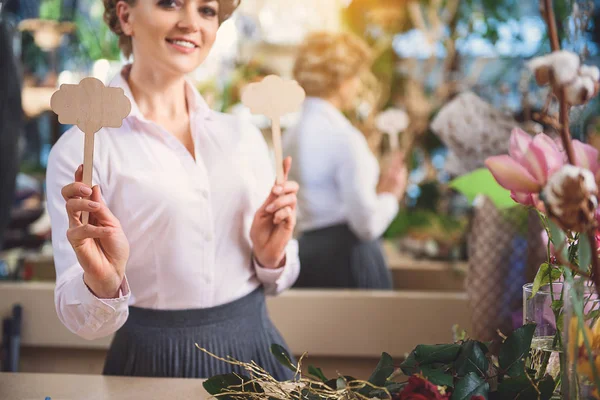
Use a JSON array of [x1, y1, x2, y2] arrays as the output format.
[[485, 127, 600, 207], [485, 128, 563, 206]]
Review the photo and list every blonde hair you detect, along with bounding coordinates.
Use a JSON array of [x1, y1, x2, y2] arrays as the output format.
[[293, 31, 373, 98], [102, 0, 241, 59]]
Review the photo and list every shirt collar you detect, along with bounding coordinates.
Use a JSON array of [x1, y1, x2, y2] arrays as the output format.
[[107, 64, 213, 123], [303, 96, 351, 128]]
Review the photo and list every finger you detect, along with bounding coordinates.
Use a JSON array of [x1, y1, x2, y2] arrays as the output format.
[[62, 181, 93, 201], [273, 206, 293, 225], [283, 156, 292, 181], [265, 194, 297, 213], [88, 186, 118, 222], [66, 198, 101, 227], [67, 224, 117, 243], [278, 180, 299, 195], [75, 164, 83, 183]]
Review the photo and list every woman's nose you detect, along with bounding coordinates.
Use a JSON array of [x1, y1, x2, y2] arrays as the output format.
[[177, 6, 201, 32]]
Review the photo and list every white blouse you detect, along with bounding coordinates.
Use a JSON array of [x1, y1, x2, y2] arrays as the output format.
[[46, 67, 300, 340], [283, 97, 398, 241]]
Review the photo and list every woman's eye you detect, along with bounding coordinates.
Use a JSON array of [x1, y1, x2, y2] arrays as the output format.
[[157, 0, 179, 9], [199, 5, 217, 17]]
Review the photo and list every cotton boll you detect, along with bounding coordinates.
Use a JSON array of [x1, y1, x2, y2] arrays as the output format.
[[527, 50, 580, 86], [580, 65, 600, 81], [565, 76, 597, 105], [542, 165, 598, 232]]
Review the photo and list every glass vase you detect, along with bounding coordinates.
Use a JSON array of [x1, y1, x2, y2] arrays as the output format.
[[523, 283, 563, 387]]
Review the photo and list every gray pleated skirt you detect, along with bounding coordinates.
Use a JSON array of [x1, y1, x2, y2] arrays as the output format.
[[102, 287, 295, 381], [294, 224, 393, 289]]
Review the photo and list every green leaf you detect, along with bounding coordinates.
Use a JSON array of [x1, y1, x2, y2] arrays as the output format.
[[538, 375, 556, 400], [579, 234, 592, 272], [325, 377, 355, 390], [367, 382, 407, 399], [450, 372, 489, 400], [366, 352, 395, 387], [415, 344, 461, 364], [203, 373, 263, 399], [449, 168, 516, 209], [418, 365, 454, 388], [270, 344, 297, 373], [499, 324, 536, 377], [530, 263, 561, 299], [385, 381, 406, 394], [551, 300, 563, 313], [586, 309, 600, 322], [308, 365, 328, 382], [455, 340, 489, 377], [548, 219, 568, 261], [400, 351, 418, 375]]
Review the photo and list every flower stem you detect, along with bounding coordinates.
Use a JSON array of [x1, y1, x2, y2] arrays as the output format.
[[542, 0, 560, 52]]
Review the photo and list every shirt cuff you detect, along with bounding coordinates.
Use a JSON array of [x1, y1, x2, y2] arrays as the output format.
[[75, 273, 131, 313], [253, 255, 286, 285]]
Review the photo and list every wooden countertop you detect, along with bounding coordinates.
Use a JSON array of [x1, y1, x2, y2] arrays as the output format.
[[0, 372, 209, 400], [0, 282, 471, 358]]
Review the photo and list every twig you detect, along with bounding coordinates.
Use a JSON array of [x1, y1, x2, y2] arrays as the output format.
[[558, 87, 576, 164], [541, 0, 600, 296], [543, 0, 561, 51]]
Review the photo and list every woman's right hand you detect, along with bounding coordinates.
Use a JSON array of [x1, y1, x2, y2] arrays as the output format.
[[61, 165, 130, 299], [377, 151, 408, 200]]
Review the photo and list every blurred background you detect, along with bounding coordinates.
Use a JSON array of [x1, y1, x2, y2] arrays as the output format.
[[2, 0, 600, 378]]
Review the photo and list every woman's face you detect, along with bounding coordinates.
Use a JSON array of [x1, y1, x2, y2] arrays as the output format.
[[338, 74, 362, 111], [117, 0, 220, 76]]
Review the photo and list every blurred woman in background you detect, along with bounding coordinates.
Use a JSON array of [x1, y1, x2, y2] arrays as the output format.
[[283, 31, 407, 289]]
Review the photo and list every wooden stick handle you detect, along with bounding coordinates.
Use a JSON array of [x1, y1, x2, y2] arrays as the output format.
[[271, 118, 284, 184], [82, 131, 94, 225]]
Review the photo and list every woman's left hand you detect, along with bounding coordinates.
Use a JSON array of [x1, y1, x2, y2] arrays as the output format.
[[250, 157, 299, 269]]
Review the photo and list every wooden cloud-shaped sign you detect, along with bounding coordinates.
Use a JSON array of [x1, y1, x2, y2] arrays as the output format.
[[51, 77, 131, 224], [51, 77, 131, 134], [242, 75, 305, 183]]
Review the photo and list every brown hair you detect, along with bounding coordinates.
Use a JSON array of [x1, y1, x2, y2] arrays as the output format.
[[102, 0, 241, 59], [292, 31, 373, 99]]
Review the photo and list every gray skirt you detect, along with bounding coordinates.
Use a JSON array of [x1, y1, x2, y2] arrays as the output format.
[[103, 287, 295, 381], [294, 224, 393, 289]]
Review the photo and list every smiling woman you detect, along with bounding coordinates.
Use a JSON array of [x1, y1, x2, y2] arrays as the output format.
[[46, 0, 301, 383], [103, 0, 240, 59]]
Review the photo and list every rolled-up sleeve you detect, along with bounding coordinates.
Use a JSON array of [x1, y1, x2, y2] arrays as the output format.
[[46, 129, 130, 340], [245, 123, 300, 293]]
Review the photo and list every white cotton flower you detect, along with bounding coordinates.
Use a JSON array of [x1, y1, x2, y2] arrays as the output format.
[[542, 165, 598, 233], [543, 165, 597, 217], [527, 50, 580, 85], [580, 64, 600, 81], [565, 75, 597, 105]]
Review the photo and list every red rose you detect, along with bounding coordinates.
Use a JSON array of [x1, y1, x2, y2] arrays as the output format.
[[471, 396, 485, 400], [400, 395, 429, 400], [398, 375, 450, 400]]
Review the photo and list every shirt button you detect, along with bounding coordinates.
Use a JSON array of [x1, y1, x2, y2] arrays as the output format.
[[205, 232, 213, 241]]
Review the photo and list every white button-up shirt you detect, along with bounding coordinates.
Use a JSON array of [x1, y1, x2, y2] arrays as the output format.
[[283, 97, 398, 241], [46, 67, 300, 340]]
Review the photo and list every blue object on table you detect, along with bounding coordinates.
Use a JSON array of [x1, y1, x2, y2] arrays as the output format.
[[8, 304, 21, 372], [1, 317, 10, 372]]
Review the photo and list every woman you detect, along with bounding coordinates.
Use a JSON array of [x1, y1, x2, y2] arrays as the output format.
[[283, 32, 407, 289], [46, 0, 300, 380]]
